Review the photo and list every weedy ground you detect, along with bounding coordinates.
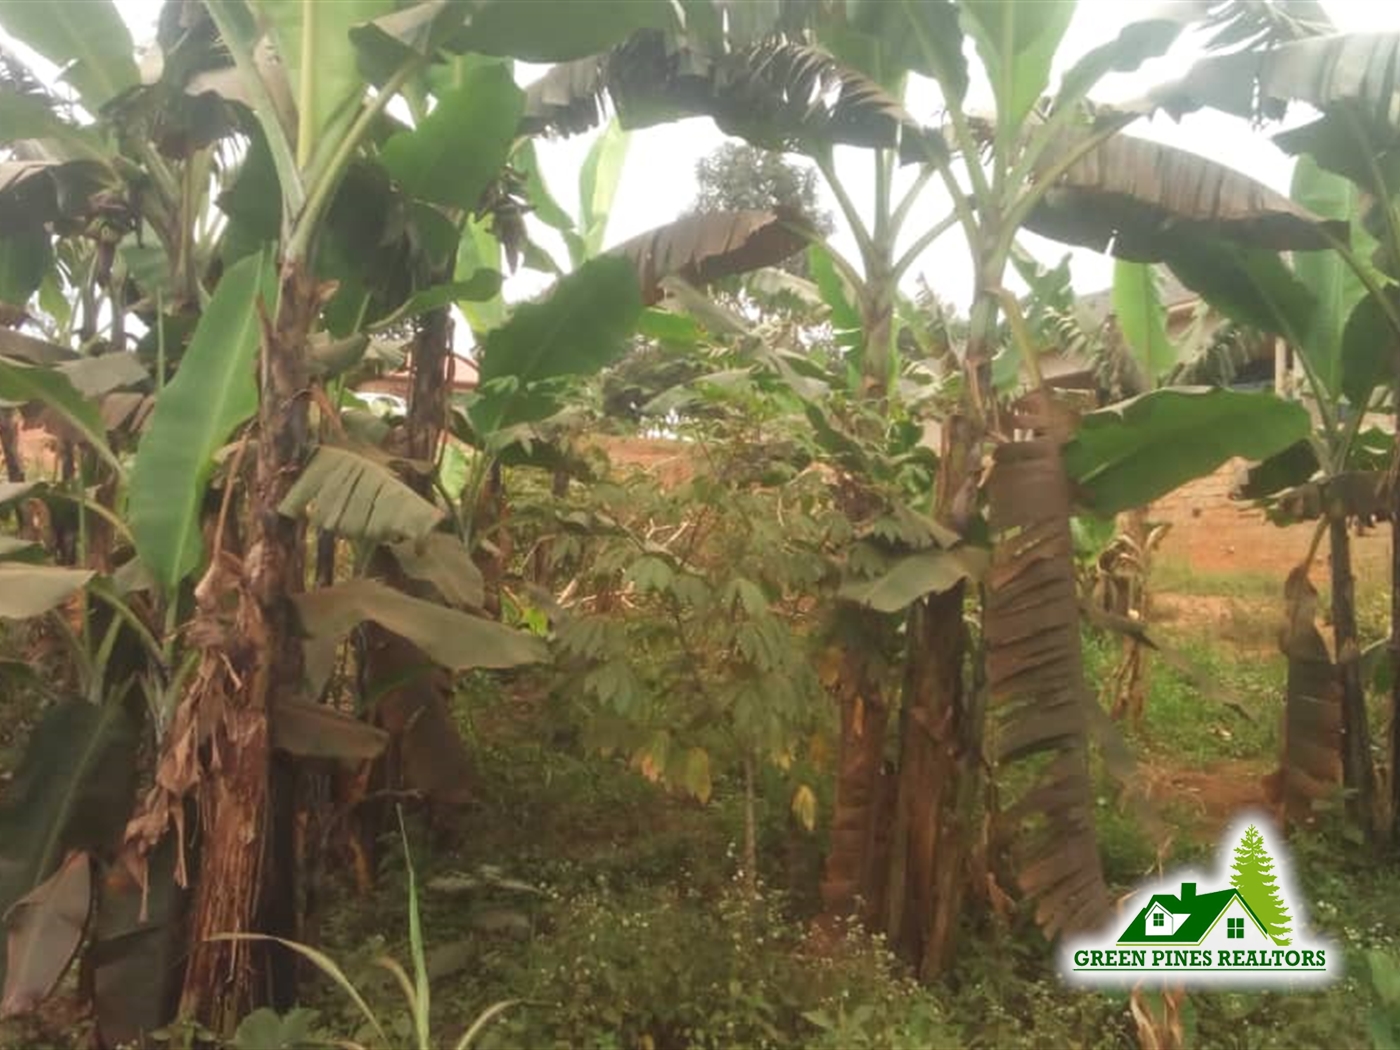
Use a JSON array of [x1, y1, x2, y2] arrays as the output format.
[[4, 566, 1400, 1049]]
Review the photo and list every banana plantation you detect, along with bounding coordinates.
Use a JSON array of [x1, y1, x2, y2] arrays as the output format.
[[5, 0, 1400, 1047]]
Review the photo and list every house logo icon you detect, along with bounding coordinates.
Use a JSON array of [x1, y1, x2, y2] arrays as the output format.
[[1062, 814, 1338, 987]]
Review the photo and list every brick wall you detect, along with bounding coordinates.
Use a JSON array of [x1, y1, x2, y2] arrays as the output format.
[[1150, 458, 1389, 578]]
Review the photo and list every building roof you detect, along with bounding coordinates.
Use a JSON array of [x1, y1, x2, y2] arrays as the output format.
[[1077, 272, 1199, 328], [1118, 886, 1268, 945]]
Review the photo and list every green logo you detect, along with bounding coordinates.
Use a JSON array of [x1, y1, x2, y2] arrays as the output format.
[[1062, 815, 1337, 988]]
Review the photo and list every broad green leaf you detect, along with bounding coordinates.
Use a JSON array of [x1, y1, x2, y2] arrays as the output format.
[[1164, 238, 1315, 344], [960, 0, 1075, 130], [839, 548, 988, 613], [0, 359, 119, 474], [522, 35, 940, 162], [579, 119, 630, 260], [516, 140, 574, 234], [89, 838, 185, 1049], [1111, 260, 1175, 383], [1291, 154, 1376, 401], [0, 536, 39, 560], [0, 481, 38, 507], [293, 579, 547, 690], [470, 256, 642, 436], [1147, 33, 1400, 199], [0, 696, 138, 993], [0, 564, 93, 619], [308, 333, 371, 379], [253, 0, 393, 165], [455, 215, 507, 334], [381, 61, 523, 211], [57, 354, 148, 399], [0, 322, 69, 369], [348, 1, 472, 84], [0, 90, 106, 160], [128, 250, 274, 593], [217, 125, 282, 263], [278, 445, 444, 544], [807, 244, 861, 345], [637, 308, 703, 344], [1235, 440, 1320, 501], [0, 226, 51, 310], [369, 271, 503, 332], [1064, 387, 1312, 516], [1341, 287, 1400, 408], [270, 699, 389, 761], [610, 209, 811, 306], [458, 0, 675, 61], [0, 0, 138, 109], [821, 0, 966, 99], [1, 851, 91, 1018], [388, 533, 485, 610], [674, 747, 712, 804], [1027, 132, 1346, 262]]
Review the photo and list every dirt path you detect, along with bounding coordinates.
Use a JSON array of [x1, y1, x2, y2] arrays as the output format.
[[1138, 756, 1274, 843]]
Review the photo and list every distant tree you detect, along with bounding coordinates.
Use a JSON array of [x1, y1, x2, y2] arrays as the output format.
[[693, 142, 834, 236]]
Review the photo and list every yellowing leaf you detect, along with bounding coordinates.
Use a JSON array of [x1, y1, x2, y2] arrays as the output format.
[[636, 752, 663, 784], [677, 748, 711, 805], [791, 785, 817, 832]]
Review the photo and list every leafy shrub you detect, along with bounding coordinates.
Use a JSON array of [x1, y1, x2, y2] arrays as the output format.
[[480, 883, 958, 1050]]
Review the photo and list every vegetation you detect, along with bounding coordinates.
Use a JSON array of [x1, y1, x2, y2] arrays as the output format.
[[2, 0, 1400, 1048]]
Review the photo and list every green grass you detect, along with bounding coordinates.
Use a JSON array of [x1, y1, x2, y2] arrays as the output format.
[[1154, 560, 1283, 602], [1083, 629, 1280, 767]]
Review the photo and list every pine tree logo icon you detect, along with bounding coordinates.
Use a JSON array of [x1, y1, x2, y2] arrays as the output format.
[[1230, 824, 1291, 946], [1061, 813, 1337, 988]]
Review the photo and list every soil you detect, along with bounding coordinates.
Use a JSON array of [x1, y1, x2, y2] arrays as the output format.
[[1137, 757, 1275, 843]]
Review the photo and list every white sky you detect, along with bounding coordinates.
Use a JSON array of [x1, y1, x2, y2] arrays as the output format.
[[19, 0, 1400, 314]]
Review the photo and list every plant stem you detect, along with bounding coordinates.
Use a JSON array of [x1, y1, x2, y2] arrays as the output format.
[[816, 151, 876, 271], [893, 210, 958, 281], [742, 751, 758, 901], [289, 60, 421, 264]]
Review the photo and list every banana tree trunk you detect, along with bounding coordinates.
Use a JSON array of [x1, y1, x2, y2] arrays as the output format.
[[884, 585, 969, 977], [819, 643, 892, 925], [406, 306, 451, 463], [1328, 514, 1375, 832], [362, 305, 476, 824], [180, 264, 315, 1029]]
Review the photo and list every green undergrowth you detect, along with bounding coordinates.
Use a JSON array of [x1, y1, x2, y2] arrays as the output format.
[[286, 649, 1400, 1050], [6, 615, 1399, 1049]]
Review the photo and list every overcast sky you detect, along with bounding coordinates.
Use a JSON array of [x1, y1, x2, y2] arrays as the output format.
[[18, 1, 1400, 314]]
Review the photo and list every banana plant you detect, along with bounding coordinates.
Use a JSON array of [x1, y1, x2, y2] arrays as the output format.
[[518, 0, 1340, 975], [1138, 20, 1400, 839], [0, 0, 687, 1032]]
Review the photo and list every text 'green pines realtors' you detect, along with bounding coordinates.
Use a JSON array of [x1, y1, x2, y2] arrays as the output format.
[[1073, 947, 1328, 970]]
